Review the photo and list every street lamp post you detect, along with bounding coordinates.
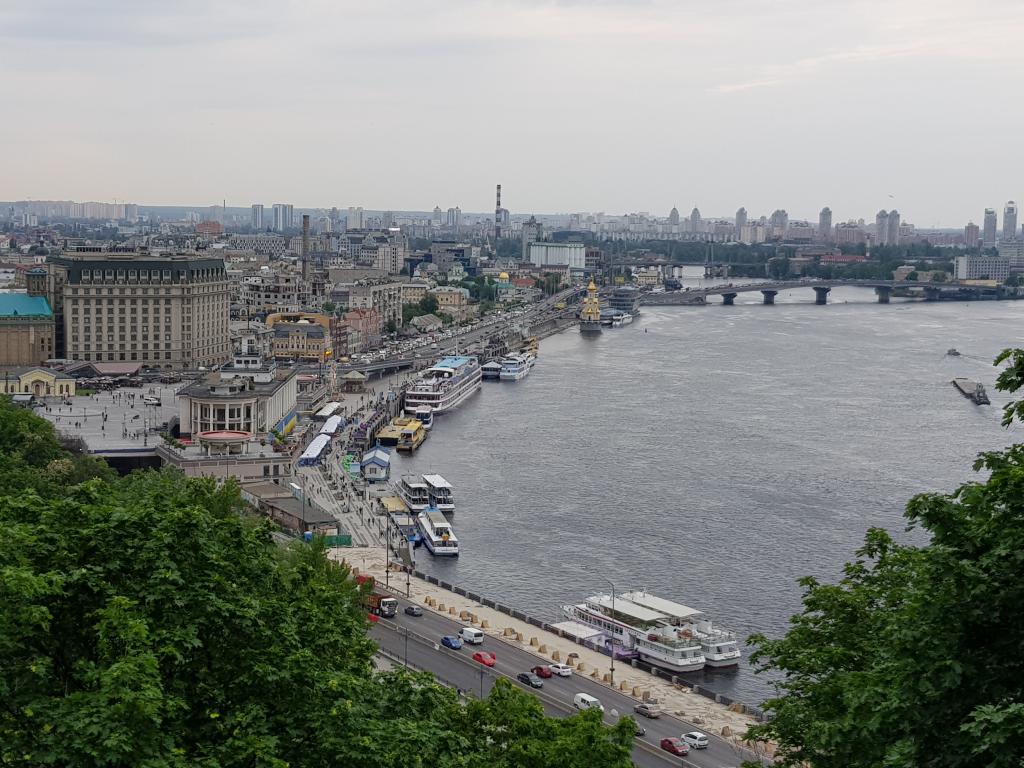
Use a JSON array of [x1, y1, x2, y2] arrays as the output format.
[[603, 578, 616, 686], [404, 626, 409, 667]]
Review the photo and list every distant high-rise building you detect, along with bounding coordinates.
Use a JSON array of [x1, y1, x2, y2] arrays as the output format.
[[1003, 201, 1018, 240], [272, 203, 294, 232], [521, 216, 542, 260], [330, 207, 340, 230], [818, 207, 832, 242], [346, 206, 364, 230], [446, 206, 462, 229], [668, 207, 680, 225], [382, 210, 395, 228], [251, 204, 264, 230], [964, 221, 980, 247], [983, 208, 998, 247], [432, 206, 444, 226], [689, 207, 702, 233], [887, 210, 900, 246], [769, 209, 788, 238], [875, 210, 889, 245], [735, 207, 747, 234]]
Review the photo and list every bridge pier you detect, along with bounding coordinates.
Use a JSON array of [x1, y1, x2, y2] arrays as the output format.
[[761, 290, 778, 305], [721, 292, 737, 306], [875, 286, 892, 304], [813, 286, 831, 305]]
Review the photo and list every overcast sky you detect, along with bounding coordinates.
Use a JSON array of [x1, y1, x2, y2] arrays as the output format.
[[2, 0, 1022, 225]]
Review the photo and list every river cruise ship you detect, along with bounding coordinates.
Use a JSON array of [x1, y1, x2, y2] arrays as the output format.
[[403, 355, 482, 414], [422, 474, 455, 513], [499, 352, 534, 381], [396, 474, 430, 512], [620, 590, 741, 667], [417, 508, 459, 556], [562, 593, 708, 672]]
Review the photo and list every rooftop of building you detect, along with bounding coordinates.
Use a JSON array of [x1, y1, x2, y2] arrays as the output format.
[[179, 367, 296, 400], [0, 293, 52, 318]]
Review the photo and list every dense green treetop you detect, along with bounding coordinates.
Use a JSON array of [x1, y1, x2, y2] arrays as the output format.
[[0, 400, 633, 767], [746, 349, 1024, 767]]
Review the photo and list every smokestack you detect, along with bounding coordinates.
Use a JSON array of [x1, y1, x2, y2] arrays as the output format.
[[301, 214, 310, 281], [495, 183, 502, 241]]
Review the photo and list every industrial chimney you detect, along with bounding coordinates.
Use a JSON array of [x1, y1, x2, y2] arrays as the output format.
[[301, 214, 310, 281]]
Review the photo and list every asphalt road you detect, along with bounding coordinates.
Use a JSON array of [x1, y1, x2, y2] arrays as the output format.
[[370, 592, 764, 768]]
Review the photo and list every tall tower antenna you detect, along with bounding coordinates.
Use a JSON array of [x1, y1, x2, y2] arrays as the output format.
[[495, 183, 502, 241]]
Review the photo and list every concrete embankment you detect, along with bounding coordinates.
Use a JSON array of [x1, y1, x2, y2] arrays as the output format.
[[334, 546, 771, 756]]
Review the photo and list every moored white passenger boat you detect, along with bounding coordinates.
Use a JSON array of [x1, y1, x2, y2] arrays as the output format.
[[481, 361, 503, 380], [499, 353, 532, 381], [396, 474, 430, 512], [417, 507, 459, 556], [413, 405, 434, 430], [403, 355, 482, 414], [621, 590, 741, 667], [422, 473, 455, 513], [562, 593, 708, 673]]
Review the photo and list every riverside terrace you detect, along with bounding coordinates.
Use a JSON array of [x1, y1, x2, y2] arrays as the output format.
[[641, 278, 1021, 305]]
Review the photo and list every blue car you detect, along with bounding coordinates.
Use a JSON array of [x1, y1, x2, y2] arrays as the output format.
[[441, 635, 463, 650]]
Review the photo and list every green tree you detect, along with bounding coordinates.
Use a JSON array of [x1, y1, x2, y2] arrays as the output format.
[[419, 294, 439, 314], [745, 348, 1024, 768], [905, 270, 919, 281], [0, 400, 635, 768], [322, 300, 336, 314]]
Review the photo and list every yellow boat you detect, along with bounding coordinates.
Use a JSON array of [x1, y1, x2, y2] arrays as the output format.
[[520, 335, 539, 356], [395, 418, 427, 452]]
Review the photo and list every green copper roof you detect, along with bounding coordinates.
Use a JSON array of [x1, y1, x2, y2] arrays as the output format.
[[0, 294, 52, 318]]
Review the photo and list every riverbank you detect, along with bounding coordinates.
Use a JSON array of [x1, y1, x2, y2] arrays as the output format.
[[333, 545, 771, 758]]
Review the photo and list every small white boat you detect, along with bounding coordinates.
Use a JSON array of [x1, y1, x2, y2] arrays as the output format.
[[481, 360, 503, 380], [422, 473, 455, 513], [417, 507, 459, 556], [396, 474, 430, 512], [414, 404, 434, 430]]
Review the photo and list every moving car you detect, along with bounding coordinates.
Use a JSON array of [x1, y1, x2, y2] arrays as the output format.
[[530, 665, 553, 678], [472, 651, 496, 667], [660, 738, 690, 756], [682, 731, 709, 749], [516, 672, 544, 688], [548, 663, 573, 677], [441, 635, 462, 650], [633, 702, 661, 718], [630, 719, 646, 737], [404, 605, 423, 617]]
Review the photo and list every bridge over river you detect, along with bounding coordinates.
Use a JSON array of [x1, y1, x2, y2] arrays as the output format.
[[641, 279, 1009, 306]]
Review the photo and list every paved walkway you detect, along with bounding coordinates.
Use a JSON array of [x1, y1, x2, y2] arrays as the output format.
[[332, 545, 771, 757]]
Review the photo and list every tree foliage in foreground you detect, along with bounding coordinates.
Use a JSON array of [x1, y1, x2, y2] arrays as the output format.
[[746, 349, 1024, 768], [0, 399, 634, 767]]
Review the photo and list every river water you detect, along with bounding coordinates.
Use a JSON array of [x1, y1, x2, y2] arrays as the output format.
[[390, 275, 1024, 705]]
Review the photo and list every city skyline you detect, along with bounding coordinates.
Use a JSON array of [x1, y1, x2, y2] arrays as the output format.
[[2, 1, 1023, 225]]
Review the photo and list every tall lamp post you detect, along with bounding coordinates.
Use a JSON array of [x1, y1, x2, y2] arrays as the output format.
[[603, 578, 616, 686]]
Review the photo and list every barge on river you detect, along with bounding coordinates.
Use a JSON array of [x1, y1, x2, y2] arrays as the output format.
[[952, 378, 990, 405]]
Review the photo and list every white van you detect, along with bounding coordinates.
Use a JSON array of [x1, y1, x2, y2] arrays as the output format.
[[458, 627, 484, 645], [573, 693, 604, 712]]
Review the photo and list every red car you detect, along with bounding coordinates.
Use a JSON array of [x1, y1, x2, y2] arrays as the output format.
[[530, 665, 553, 679], [472, 651, 496, 667], [660, 738, 690, 756]]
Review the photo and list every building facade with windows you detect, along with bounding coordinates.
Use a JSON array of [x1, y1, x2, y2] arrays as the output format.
[[46, 249, 230, 369], [0, 292, 55, 367]]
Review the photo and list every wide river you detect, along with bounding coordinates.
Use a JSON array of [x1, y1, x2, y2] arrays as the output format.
[[390, 278, 1024, 704]]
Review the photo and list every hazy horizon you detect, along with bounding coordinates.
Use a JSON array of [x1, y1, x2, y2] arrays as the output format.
[[3, 0, 1022, 228]]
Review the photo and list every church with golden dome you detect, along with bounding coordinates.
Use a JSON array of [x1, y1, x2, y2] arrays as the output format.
[[579, 279, 603, 334]]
